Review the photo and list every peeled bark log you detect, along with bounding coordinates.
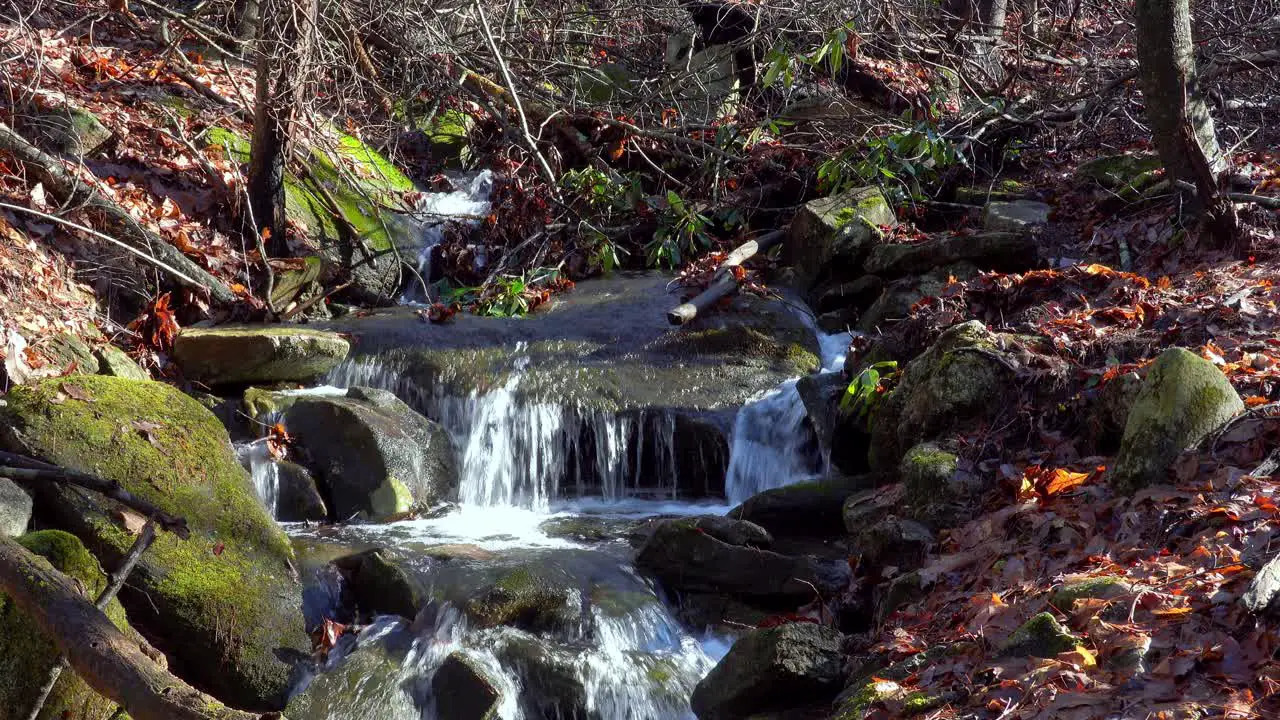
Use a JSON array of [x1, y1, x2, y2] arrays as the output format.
[[667, 229, 784, 325], [0, 122, 236, 305], [0, 538, 271, 720]]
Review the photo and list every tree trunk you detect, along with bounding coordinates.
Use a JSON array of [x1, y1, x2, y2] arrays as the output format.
[[0, 538, 265, 720], [232, 0, 259, 42], [942, 0, 1010, 86], [248, 0, 318, 257], [1135, 0, 1225, 184]]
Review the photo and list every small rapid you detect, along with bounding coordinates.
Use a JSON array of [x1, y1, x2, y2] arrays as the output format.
[[402, 170, 495, 303]]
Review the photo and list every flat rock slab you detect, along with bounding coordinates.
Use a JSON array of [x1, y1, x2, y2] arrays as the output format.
[[173, 326, 350, 385], [983, 200, 1051, 234], [0, 478, 33, 537]]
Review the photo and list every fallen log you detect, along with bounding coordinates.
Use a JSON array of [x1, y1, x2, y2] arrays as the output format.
[[0, 121, 236, 305], [667, 229, 785, 325], [0, 537, 273, 720]]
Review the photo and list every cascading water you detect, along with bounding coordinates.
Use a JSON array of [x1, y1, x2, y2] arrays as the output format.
[[723, 327, 852, 504], [239, 440, 280, 519], [402, 170, 495, 303]]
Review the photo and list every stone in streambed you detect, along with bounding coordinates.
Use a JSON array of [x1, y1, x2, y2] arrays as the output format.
[[465, 566, 577, 633], [690, 622, 843, 719], [490, 630, 590, 719], [0, 375, 309, 710], [276, 460, 328, 522], [1110, 348, 1244, 493], [728, 478, 871, 538], [333, 548, 424, 620], [172, 325, 350, 385], [432, 652, 502, 720], [275, 386, 458, 521], [784, 186, 895, 293], [0, 478, 32, 538], [0, 530, 139, 720]]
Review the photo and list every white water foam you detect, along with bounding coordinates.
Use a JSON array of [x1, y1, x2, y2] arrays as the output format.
[[402, 170, 494, 302], [239, 440, 280, 519]]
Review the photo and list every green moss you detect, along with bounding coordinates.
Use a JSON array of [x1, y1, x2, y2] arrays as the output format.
[[1000, 612, 1079, 659], [835, 679, 905, 720], [205, 126, 250, 164], [0, 531, 129, 720], [1050, 577, 1132, 609], [370, 476, 414, 518], [466, 568, 571, 629]]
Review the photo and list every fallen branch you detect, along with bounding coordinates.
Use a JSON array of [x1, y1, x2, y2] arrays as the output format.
[[667, 229, 785, 325], [0, 122, 236, 304], [0, 451, 189, 538], [0, 538, 270, 720]]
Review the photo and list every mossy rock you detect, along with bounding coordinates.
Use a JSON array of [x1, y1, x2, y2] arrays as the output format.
[[0, 376, 309, 710], [1049, 576, 1133, 611], [857, 262, 978, 333], [999, 612, 1080, 658], [784, 186, 895, 293], [21, 102, 112, 157], [94, 344, 149, 381], [270, 256, 327, 311], [173, 325, 350, 386], [690, 623, 843, 720], [1110, 348, 1244, 493], [203, 125, 417, 304], [465, 567, 576, 632], [953, 179, 1031, 204], [1076, 152, 1162, 193], [43, 332, 96, 375], [833, 679, 909, 720], [0, 530, 130, 720]]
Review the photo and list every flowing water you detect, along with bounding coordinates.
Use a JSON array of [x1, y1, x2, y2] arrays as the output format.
[[244, 178, 851, 719], [401, 171, 495, 303]]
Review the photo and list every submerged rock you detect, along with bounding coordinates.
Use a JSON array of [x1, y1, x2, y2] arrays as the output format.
[[690, 622, 843, 719], [333, 548, 423, 620], [0, 478, 32, 538], [1110, 348, 1243, 493], [784, 186, 895, 293], [0, 375, 309, 710], [173, 325, 350, 385], [636, 517, 847, 606], [433, 652, 502, 720], [0, 530, 133, 720], [490, 630, 590, 719], [280, 386, 458, 520], [728, 479, 869, 538]]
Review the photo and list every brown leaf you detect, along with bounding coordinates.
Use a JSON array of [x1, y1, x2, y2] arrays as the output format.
[[212, 542, 225, 556], [60, 382, 95, 402], [131, 419, 163, 447], [115, 509, 147, 535]]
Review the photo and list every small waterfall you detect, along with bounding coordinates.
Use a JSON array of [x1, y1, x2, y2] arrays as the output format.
[[239, 441, 280, 519], [403, 170, 495, 302], [723, 328, 851, 504]]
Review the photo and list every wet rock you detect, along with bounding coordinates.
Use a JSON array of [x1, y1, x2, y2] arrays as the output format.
[[674, 591, 771, 632], [280, 386, 458, 520], [636, 517, 847, 606], [173, 325, 350, 385], [690, 622, 843, 719], [869, 321, 1018, 471], [688, 514, 773, 547], [94, 344, 149, 380], [875, 569, 929, 625], [539, 515, 647, 543], [857, 263, 978, 333], [422, 544, 498, 562], [728, 479, 870, 538], [1, 375, 309, 710], [465, 566, 578, 633], [842, 484, 905, 534], [21, 102, 112, 157], [999, 612, 1080, 658], [285, 629, 417, 718], [1110, 348, 1243, 493], [0, 478, 32, 537], [433, 652, 502, 720], [276, 461, 328, 522], [0, 530, 135, 718], [333, 548, 423, 620], [491, 629, 590, 719], [784, 187, 895, 292], [982, 200, 1051, 234], [796, 372, 870, 475], [863, 231, 1039, 278], [854, 515, 934, 572]]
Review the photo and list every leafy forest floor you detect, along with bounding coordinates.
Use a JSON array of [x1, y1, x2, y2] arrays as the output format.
[[3, 1, 1280, 718]]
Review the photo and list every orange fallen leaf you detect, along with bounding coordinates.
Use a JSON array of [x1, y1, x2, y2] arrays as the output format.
[[1152, 606, 1194, 617]]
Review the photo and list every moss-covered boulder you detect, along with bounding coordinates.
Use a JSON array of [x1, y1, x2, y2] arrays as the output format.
[[204, 126, 418, 304], [869, 321, 1018, 471], [1110, 348, 1244, 493], [21, 102, 112, 157], [833, 679, 910, 720], [418, 109, 475, 166], [277, 386, 457, 520], [0, 478, 32, 538], [784, 186, 895, 293], [173, 325, 350, 386], [898, 442, 988, 527], [94, 344, 149, 380], [0, 376, 309, 710], [728, 478, 870, 538], [1076, 152, 1162, 193], [635, 517, 847, 606], [999, 612, 1080, 658], [1049, 576, 1134, 611], [864, 231, 1039, 278], [465, 567, 577, 632], [690, 622, 843, 720], [0, 531, 129, 720]]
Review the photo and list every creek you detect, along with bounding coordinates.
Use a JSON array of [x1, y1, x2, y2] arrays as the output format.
[[243, 181, 852, 720]]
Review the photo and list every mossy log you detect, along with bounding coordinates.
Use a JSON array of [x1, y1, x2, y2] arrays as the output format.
[[0, 537, 271, 720]]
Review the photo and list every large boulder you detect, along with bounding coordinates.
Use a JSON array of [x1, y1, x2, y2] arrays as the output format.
[[869, 321, 1018, 471], [690, 622, 843, 719], [635, 516, 848, 606], [0, 376, 309, 710], [900, 442, 989, 528], [274, 386, 458, 520], [0, 478, 32, 538], [728, 478, 870, 538], [863, 231, 1039, 278], [0, 530, 134, 720], [1110, 348, 1244, 493], [173, 325, 350, 385], [784, 187, 895, 292], [20, 101, 112, 157]]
